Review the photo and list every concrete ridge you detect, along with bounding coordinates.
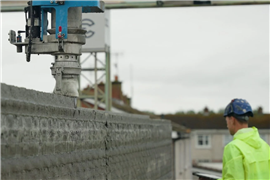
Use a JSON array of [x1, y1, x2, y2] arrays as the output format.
[[1, 83, 76, 109]]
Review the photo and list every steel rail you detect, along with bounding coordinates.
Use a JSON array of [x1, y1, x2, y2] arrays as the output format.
[[1, 1, 270, 12]]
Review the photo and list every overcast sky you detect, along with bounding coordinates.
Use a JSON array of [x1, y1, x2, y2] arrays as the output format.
[[1, 4, 269, 114]]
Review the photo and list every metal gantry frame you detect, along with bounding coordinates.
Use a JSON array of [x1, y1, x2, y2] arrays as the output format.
[[2, 1, 270, 12], [78, 49, 111, 111]]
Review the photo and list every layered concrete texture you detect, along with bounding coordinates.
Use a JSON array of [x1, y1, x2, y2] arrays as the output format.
[[1, 83, 172, 180]]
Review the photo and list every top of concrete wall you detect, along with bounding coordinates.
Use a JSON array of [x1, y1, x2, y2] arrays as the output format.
[[1, 83, 76, 109], [0, 83, 172, 127]]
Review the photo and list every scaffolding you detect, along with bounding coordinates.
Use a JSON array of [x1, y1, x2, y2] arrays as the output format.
[[78, 50, 112, 111]]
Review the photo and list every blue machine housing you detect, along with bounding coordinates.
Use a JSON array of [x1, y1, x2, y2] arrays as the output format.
[[32, 0, 101, 40]]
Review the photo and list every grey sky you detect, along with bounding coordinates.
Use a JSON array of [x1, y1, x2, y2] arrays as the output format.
[[1, 4, 269, 114]]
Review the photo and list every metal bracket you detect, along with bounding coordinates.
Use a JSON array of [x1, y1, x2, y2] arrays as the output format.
[[57, 33, 65, 52], [56, 1, 65, 5], [8, 30, 16, 43], [55, 67, 63, 93]]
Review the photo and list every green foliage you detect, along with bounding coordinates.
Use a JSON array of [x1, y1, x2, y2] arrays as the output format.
[[175, 108, 223, 115], [217, 108, 224, 114], [175, 110, 196, 115], [252, 109, 262, 115], [186, 110, 195, 114], [142, 110, 155, 115], [175, 111, 185, 115], [174, 106, 264, 116]]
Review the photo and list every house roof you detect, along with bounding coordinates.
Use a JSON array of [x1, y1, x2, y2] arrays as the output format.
[[80, 80, 187, 132], [163, 114, 270, 129], [112, 102, 187, 132], [82, 98, 128, 114], [81, 98, 187, 132]]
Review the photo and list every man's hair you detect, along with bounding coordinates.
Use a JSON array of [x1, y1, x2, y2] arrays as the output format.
[[228, 114, 249, 124]]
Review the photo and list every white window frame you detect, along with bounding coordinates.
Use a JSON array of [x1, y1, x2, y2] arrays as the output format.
[[196, 134, 211, 149]]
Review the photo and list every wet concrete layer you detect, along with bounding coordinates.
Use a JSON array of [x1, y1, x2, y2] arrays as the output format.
[[1, 83, 172, 180]]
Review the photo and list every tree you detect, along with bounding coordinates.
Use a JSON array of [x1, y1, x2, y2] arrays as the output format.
[[175, 111, 185, 115], [217, 108, 224, 114], [186, 110, 195, 115], [142, 111, 155, 115]]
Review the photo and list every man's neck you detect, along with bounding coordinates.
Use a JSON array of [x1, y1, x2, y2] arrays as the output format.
[[236, 125, 248, 131], [234, 126, 251, 137]]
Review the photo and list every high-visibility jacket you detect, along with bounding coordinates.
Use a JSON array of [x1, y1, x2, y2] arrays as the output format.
[[219, 127, 270, 180]]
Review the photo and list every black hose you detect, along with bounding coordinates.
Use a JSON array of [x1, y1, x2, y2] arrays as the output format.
[[26, 1, 34, 62], [24, 7, 28, 23]]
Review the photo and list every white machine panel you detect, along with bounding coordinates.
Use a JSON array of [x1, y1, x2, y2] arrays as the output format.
[[82, 10, 110, 52]]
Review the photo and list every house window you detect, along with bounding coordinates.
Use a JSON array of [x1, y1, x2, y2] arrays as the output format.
[[196, 135, 211, 148]]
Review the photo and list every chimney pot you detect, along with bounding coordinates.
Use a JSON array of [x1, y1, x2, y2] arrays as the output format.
[[115, 75, 118, 82], [258, 107, 263, 114]]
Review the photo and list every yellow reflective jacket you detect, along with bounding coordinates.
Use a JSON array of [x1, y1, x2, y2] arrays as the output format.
[[219, 127, 270, 180]]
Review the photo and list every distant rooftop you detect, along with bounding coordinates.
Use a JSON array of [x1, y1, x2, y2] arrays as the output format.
[[164, 114, 270, 129]]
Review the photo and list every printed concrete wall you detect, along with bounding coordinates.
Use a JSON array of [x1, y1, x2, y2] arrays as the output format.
[[1, 83, 172, 180]]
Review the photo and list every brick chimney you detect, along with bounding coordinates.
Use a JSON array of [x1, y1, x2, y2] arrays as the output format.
[[114, 75, 118, 82], [112, 75, 122, 100], [258, 107, 263, 114], [203, 107, 209, 116]]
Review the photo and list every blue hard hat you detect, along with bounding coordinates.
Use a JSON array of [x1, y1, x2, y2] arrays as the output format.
[[224, 98, 253, 117]]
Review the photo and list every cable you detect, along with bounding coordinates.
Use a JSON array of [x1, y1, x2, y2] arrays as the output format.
[[26, 1, 34, 62]]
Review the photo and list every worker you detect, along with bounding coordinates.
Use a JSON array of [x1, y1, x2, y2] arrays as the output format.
[[218, 99, 270, 180]]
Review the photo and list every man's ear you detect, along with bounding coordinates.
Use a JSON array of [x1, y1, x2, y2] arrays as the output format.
[[231, 116, 236, 125]]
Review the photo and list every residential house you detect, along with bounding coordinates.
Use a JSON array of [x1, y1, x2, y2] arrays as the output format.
[[164, 112, 270, 164], [80, 75, 131, 110]]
